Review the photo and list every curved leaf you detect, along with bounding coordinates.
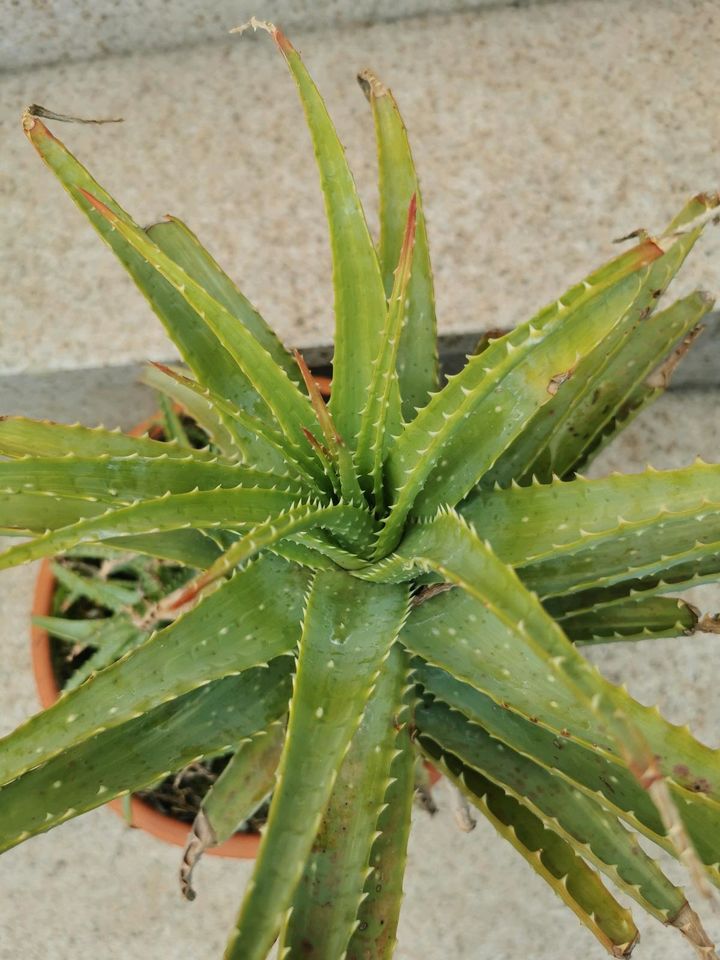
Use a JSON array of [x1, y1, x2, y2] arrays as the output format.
[[0, 486, 304, 570], [281, 643, 412, 959], [419, 738, 639, 957], [376, 237, 664, 556], [359, 70, 438, 420], [264, 26, 388, 447], [224, 570, 409, 960], [0, 554, 308, 788], [181, 719, 285, 900], [0, 658, 292, 854]]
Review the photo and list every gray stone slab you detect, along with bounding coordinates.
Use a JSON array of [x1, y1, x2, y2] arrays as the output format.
[[2, 1, 548, 72], [2, 1, 719, 376], [0, 316, 717, 432]]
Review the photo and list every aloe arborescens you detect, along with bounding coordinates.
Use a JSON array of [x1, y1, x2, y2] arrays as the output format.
[[3, 20, 720, 959]]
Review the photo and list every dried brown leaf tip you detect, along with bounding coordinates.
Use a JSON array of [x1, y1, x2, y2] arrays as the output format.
[[671, 902, 720, 960], [357, 69, 389, 100], [24, 104, 123, 125], [697, 612, 720, 634], [180, 809, 217, 902], [611, 932, 640, 959]]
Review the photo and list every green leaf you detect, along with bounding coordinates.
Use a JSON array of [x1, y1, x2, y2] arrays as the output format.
[[266, 27, 388, 448], [359, 70, 439, 420], [78, 189, 325, 483], [551, 290, 713, 479], [412, 661, 720, 884], [147, 216, 299, 383], [355, 196, 417, 510], [480, 201, 716, 490], [31, 614, 117, 645], [462, 463, 720, 600], [181, 719, 285, 900], [0, 658, 292, 854], [393, 512, 720, 850], [0, 554, 308, 789], [418, 738, 640, 957], [0, 455, 300, 509], [293, 350, 366, 506], [141, 362, 239, 460], [0, 485, 304, 570], [62, 619, 147, 692], [346, 649, 416, 960], [281, 642, 412, 959], [375, 237, 664, 557], [224, 569, 409, 960], [0, 416, 216, 461], [158, 393, 191, 448], [100, 529, 222, 568], [50, 560, 141, 611], [0, 492, 109, 534], [142, 362, 316, 480], [557, 593, 699, 645], [416, 699, 692, 927], [22, 116, 276, 431], [179, 500, 377, 603]]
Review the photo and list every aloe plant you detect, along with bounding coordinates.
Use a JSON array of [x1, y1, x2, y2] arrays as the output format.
[[4, 19, 720, 959]]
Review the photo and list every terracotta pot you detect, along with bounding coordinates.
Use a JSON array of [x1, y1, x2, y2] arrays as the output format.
[[30, 556, 261, 858]]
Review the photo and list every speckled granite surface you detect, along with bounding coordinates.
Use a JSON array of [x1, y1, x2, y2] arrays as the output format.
[[2, 0, 719, 376], [0, 389, 719, 959]]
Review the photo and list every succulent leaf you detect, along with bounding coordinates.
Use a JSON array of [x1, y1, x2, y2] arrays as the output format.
[[0, 486, 308, 569], [50, 559, 141, 611], [224, 570, 409, 960], [99, 529, 223, 568], [482, 200, 716, 489], [0, 455, 303, 509], [359, 70, 439, 420], [557, 593, 700, 644], [177, 500, 377, 607], [0, 555, 308, 790], [280, 642, 412, 959], [263, 26, 389, 449], [463, 463, 720, 599], [416, 698, 697, 929], [355, 195, 417, 510], [140, 363, 242, 460], [375, 239, 664, 556], [346, 649, 416, 960], [0, 659, 292, 855], [414, 661, 720, 885], [180, 719, 285, 901], [147, 216, 299, 384], [0, 416, 216, 461], [420, 737, 640, 958], [550, 289, 713, 479], [78, 189, 327, 485]]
